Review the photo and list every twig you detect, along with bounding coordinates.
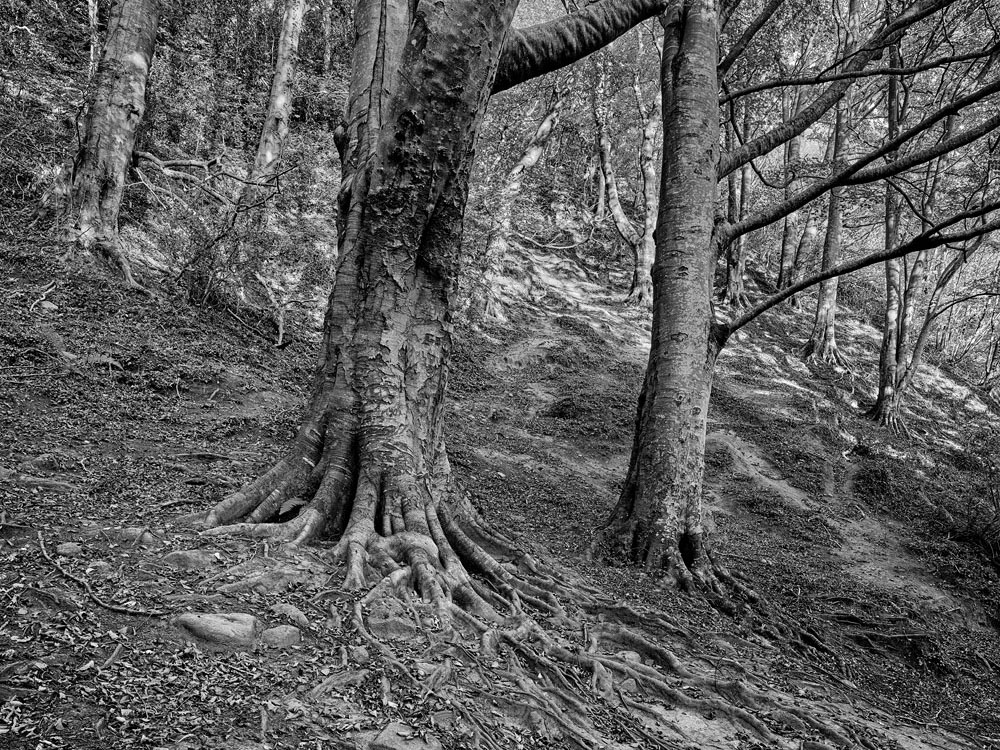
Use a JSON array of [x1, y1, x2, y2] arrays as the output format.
[[37, 531, 166, 618], [28, 281, 57, 312]]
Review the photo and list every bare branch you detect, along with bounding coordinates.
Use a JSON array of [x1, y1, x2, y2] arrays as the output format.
[[719, 0, 957, 177], [718, 0, 786, 76], [720, 203, 1000, 337], [721, 42, 1000, 103]]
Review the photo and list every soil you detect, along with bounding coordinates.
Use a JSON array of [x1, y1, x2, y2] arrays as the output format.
[[3, 241, 1000, 749]]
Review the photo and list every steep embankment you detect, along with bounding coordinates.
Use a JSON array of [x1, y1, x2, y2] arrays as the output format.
[[2, 240, 999, 749]]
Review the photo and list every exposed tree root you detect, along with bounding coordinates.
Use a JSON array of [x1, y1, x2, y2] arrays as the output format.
[[802, 334, 853, 370], [189, 403, 902, 749], [865, 400, 910, 436]]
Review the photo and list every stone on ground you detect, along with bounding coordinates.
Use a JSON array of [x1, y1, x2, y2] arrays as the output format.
[[260, 625, 301, 648], [55, 541, 83, 557], [269, 602, 309, 628], [162, 549, 217, 570], [372, 722, 442, 750], [173, 612, 260, 647]]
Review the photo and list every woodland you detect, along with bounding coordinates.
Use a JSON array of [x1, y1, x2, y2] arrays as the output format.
[[4, 0, 1000, 748]]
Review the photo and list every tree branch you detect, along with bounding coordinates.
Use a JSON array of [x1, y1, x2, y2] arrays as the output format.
[[721, 42, 1000, 103], [720, 79, 1000, 243], [719, 203, 1000, 337], [492, 0, 668, 94], [718, 0, 957, 177], [718, 0, 786, 76]]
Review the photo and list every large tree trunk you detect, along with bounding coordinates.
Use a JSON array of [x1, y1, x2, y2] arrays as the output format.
[[594, 0, 725, 589], [61, 0, 159, 288], [482, 75, 570, 321], [197, 1, 529, 617], [776, 90, 802, 300]]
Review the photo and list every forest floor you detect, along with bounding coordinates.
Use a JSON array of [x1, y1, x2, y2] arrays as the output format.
[[3, 238, 1000, 750]]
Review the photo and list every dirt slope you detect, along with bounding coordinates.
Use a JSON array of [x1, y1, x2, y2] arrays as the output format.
[[2, 242, 999, 749]]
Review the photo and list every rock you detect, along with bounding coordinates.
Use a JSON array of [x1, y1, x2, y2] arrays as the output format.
[[367, 598, 418, 641], [269, 602, 309, 629], [85, 561, 113, 577], [174, 613, 260, 647], [350, 645, 371, 665], [619, 678, 639, 693], [55, 542, 83, 557], [260, 625, 301, 648], [39, 301, 58, 312], [372, 722, 442, 750], [116, 527, 157, 547], [617, 650, 642, 663], [162, 550, 217, 571]]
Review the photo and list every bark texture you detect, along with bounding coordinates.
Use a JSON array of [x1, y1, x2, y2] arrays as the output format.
[[198, 2, 532, 618], [595, 0, 726, 588], [62, 0, 159, 287]]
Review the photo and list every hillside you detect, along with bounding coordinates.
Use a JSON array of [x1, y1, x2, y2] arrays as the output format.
[[2, 233, 1000, 749]]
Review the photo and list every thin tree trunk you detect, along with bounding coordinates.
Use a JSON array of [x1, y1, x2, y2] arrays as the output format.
[[626, 35, 661, 306], [189, 0, 307, 303], [801, 0, 859, 365], [321, 0, 334, 74], [594, 56, 641, 258], [776, 89, 802, 298], [722, 103, 751, 307], [88, 0, 100, 79], [61, 0, 159, 288], [595, 0, 729, 591], [482, 76, 571, 320]]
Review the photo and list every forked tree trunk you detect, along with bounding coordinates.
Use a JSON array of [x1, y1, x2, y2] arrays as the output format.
[[62, 0, 159, 287], [594, 0, 725, 589], [482, 76, 571, 321], [197, 1, 531, 615], [593, 56, 643, 276]]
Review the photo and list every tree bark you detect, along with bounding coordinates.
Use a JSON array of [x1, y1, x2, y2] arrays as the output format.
[[61, 0, 159, 287], [197, 1, 535, 617], [594, 0, 726, 589]]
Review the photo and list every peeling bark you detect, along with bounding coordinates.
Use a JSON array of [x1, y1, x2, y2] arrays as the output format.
[[61, 0, 159, 287], [197, 2, 530, 620]]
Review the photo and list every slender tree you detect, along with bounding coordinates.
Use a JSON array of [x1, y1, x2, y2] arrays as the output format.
[[595, 0, 1000, 588], [61, 0, 159, 288]]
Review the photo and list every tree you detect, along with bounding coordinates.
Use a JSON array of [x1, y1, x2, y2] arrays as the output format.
[[192, 0, 670, 591], [595, 0, 1000, 588], [60, 0, 159, 288], [188, 0, 308, 304]]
